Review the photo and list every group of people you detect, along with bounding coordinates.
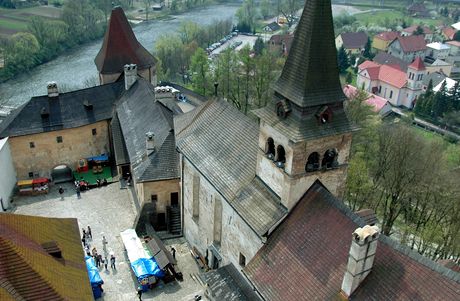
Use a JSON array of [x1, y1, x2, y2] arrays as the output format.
[[81, 227, 116, 271]]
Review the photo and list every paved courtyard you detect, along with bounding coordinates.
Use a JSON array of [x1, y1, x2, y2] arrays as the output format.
[[10, 182, 208, 301]]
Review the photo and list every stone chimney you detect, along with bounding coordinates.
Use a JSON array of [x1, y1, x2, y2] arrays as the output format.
[[341, 225, 380, 299], [145, 131, 155, 156], [124, 64, 138, 90], [47, 81, 59, 98]]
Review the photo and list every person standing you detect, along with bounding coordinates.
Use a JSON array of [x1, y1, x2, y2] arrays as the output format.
[[104, 257, 108, 270], [137, 287, 143, 301], [87, 226, 92, 240], [110, 254, 116, 269], [171, 247, 176, 260], [102, 236, 108, 252], [58, 186, 64, 200], [76, 186, 81, 199]]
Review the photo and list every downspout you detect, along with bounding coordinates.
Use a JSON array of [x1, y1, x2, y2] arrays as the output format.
[[180, 152, 185, 236]]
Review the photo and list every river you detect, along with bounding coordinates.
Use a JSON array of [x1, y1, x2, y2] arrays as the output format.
[[0, 4, 240, 107]]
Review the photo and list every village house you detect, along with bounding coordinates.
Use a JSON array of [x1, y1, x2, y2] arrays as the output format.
[[445, 40, 460, 78], [372, 31, 400, 52], [442, 26, 457, 40], [401, 25, 433, 42], [357, 57, 426, 108], [262, 21, 281, 32], [0, 213, 94, 300], [335, 31, 368, 54], [422, 71, 447, 91], [426, 42, 451, 60], [373, 51, 409, 71], [388, 35, 427, 63], [0, 137, 16, 211], [426, 58, 453, 76], [343, 84, 392, 116], [268, 34, 294, 56]]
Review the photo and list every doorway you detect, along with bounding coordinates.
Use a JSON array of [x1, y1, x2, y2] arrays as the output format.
[[51, 164, 73, 183], [171, 192, 179, 207]]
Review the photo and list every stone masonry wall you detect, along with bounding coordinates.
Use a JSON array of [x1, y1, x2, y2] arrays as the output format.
[[138, 179, 180, 213]]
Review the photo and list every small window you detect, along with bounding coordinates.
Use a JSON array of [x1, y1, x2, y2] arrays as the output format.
[[239, 253, 246, 267], [266, 138, 275, 158], [322, 149, 338, 169], [378, 86, 381, 93], [276, 145, 286, 164], [306, 152, 320, 172], [29, 142, 35, 148], [92, 128, 97, 136], [389, 91, 393, 99], [28, 172, 34, 178], [151, 194, 158, 202], [56, 136, 63, 143]]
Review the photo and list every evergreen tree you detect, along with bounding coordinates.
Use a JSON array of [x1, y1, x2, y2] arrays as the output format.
[[363, 37, 373, 59], [432, 81, 448, 118], [414, 25, 424, 36], [337, 45, 349, 74], [253, 37, 265, 56]]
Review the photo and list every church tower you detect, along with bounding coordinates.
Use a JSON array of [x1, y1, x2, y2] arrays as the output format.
[[95, 7, 157, 86], [254, 0, 353, 210]]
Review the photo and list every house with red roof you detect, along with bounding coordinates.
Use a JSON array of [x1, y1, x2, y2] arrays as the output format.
[[401, 25, 433, 42], [357, 57, 426, 108], [343, 84, 392, 116], [442, 26, 457, 41], [372, 31, 400, 52], [388, 35, 427, 63], [268, 34, 294, 56]]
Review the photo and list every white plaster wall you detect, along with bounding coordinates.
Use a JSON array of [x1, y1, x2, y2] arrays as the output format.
[[182, 158, 263, 270], [0, 138, 17, 210]]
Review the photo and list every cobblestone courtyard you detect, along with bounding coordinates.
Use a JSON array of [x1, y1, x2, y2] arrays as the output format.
[[10, 182, 207, 301]]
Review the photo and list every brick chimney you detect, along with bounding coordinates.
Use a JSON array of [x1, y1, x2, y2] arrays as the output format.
[[341, 225, 380, 299], [47, 81, 59, 98], [145, 131, 155, 157], [124, 64, 138, 90]]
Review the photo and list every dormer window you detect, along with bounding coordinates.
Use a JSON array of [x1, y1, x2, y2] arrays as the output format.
[[322, 149, 338, 169], [266, 138, 275, 160], [276, 145, 286, 168], [276, 99, 291, 119], [316, 106, 332, 124], [306, 152, 320, 172]]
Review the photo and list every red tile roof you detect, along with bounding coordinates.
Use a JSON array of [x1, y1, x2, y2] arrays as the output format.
[[95, 7, 156, 74], [394, 35, 427, 52], [446, 40, 460, 48], [443, 27, 457, 40], [374, 31, 400, 42], [244, 181, 460, 301], [343, 85, 388, 112], [379, 65, 407, 88], [403, 25, 432, 35], [409, 57, 426, 71], [340, 31, 368, 49], [0, 214, 93, 300]]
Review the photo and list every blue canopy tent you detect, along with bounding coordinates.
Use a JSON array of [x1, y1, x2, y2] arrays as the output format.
[[85, 256, 104, 299], [86, 154, 109, 163], [131, 257, 165, 291]]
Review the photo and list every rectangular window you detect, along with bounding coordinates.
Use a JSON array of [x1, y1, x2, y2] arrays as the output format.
[[92, 128, 97, 136], [239, 253, 246, 267], [28, 172, 33, 178], [378, 86, 381, 93], [151, 194, 158, 202], [192, 174, 200, 219], [389, 91, 393, 99], [56, 136, 63, 143], [213, 195, 223, 246], [29, 142, 35, 148]]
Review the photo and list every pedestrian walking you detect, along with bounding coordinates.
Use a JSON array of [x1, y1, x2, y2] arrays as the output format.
[[104, 257, 108, 270], [81, 236, 86, 247], [76, 186, 81, 199], [95, 254, 100, 267], [171, 247, 176, 260], [87, 226, 92, 240], [102, 236, 108, 251], [58, 186, 64, 200], [137, 287, 143, 301], [110, 254, 116, 269], [85, 245, 90, 256]]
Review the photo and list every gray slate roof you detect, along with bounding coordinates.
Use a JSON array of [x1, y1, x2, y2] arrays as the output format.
[[253, 102, 354, 143], [111, 113, 130, 165], [0, 82, 124, 138], [273, 0, 347, 108], [200, 264, 262, 301], [175, 100, 286, 237], [340, 31, 368, 49], [423, 72, 447, 88], [374, 51, 409, 71], [117, 79, 179, 182]]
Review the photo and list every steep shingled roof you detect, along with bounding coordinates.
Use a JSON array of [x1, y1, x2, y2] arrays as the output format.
[[392, 35, 427, 53], [0, 214, 93, 300], [373, 52, 409, 71], [244, 181, 460, 301], [273, 0, 346, 107], [374, 31, 400, 42], [95, 7, 156, 74], [409, 57, 426, 71], [340, 31, 368, 49]]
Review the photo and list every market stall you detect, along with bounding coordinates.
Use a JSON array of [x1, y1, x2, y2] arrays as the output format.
[[17, 178, 49, 195], [85, 256, 104, 299], [120, 229, 164, 291]]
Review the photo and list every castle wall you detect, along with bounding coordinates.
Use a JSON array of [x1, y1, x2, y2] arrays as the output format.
[[136, 179, 180, 213], [8, 121, 110, 179], [182, 157, 263, 271]]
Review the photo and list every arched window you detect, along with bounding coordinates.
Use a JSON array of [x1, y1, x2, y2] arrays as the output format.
[[266, 138, 275, 159], [276, 145, 286, 168], [322, 149, 338, 169], [305, 152, 320, 172]]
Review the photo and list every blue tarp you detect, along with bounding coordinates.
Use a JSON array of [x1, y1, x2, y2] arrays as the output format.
[[85, 256, 103, 285], [86, 154, 109, 162], [131, 257, 165, 281]]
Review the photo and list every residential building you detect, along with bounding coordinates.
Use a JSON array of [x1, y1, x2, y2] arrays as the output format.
[[426, 42, 451, 60], [268, 34, 294, 56], [357, 57, 426, 108], [401, 25, 433, 42], [373, 51, 409, 71], [343, 84, 392, 116], [0, 213, 94, 300], [0, 137, 16, 211], [335, 31, 368, 54], [442, 26, 457, 40], [445, 40, 460, 78], [433, 77, 458, 94], [426, 59, 452, 76], [422, 71, 447, 91], [263, 21, 281, 32], [372, 31, 400, 52], [388, 35, 427, 63]]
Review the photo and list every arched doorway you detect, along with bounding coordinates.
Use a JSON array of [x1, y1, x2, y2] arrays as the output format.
[[51, 164, 73, 183]]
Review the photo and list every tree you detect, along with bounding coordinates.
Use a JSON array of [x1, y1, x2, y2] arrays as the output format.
[[362, 37, 373, 59], [454, 31, 460, 42], [337, 45, 349, 74], [190, 48, 210, 95], [260, 0, 271, 19], [236, 0, 256, 33], [253, 37, 265, 56], [432, 81, 448, 118], [414, 25, 424, 36], [4, 33, 40, 74]]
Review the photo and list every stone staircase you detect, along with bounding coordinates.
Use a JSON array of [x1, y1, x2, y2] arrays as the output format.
[[168, 206, 181, 235]]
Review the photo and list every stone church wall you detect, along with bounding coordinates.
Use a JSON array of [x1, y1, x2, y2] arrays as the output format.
[[183, 157, 263, 271], [9, 121, 110, 179]]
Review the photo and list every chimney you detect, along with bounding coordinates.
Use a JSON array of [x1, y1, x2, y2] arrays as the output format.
[[124, 64, 138, 90], [341, 225, 380, 299], [145, 131, 155, 156], [47, 81, 59, 98]]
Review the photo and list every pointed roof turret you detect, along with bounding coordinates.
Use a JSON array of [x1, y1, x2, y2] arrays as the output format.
[[273, 0, 346, 107], [408, 57, 425, 71], [95, 7, 156, 74]]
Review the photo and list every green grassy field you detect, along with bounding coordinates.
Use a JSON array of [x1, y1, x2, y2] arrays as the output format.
[[354, 9, 443, 27], [0, 5, 61, 36]]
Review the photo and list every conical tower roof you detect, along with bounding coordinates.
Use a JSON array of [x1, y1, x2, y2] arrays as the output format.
[[273, 0, 346, 107], [95, 7, 156, 74]]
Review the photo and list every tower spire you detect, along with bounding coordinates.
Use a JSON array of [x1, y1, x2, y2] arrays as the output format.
[[273, 0, 346, 107]]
